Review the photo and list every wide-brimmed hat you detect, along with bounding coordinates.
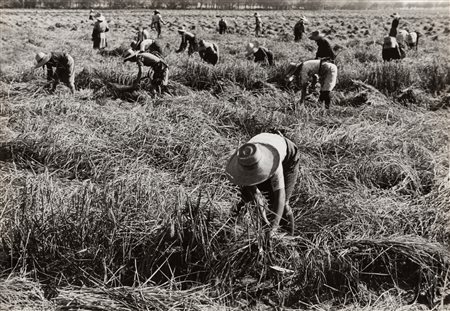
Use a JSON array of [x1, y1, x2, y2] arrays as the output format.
[[123, 49, 138, 61], [154, 10, 160, 14], [178, 26, 186, 34], [245, 41, 260, 56], [309, 31, 323, 40], [254, 12, 259, 16], [390, 13, 400, 19], [34, 52, 51, 68], [299, 15, 308, 23], [226, 142, 280, 186]]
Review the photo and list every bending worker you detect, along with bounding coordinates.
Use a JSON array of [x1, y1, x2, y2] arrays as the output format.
[[226, 132, 300, 236], [33, 51, 75, 94], [123, 49, 168, 95], [285, 59, 337, 109]]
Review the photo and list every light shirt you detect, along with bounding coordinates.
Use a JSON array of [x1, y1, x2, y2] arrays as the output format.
[[138, 39, 154, 52], [299, 59, 321, 86], [249, 133, 287, 190]]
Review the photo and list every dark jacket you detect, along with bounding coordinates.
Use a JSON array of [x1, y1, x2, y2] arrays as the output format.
[[315, 38, 335, 60], [254, 47, 274, 66]]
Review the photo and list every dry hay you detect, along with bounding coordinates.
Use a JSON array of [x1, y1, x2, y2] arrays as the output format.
[[341, 80, 391, 107], [0, 277, 232, 311]]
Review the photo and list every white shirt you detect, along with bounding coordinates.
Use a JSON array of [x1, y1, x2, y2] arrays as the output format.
[[249, 133, 287, 190], [299, 59, 321, 86], [138, 39, 154, 52]]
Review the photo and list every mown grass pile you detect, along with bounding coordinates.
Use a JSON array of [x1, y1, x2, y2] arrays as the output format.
[[1, 8, 449, 311]]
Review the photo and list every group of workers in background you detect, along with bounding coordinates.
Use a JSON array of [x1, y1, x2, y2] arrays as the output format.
[[31, 10, 422, 239]]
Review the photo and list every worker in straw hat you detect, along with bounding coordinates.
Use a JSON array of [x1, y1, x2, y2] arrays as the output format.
[[294, 16, 308, 42], [254, 12, 262, 37], [151, 10, 166, 38], [309, 31, 335, 61], [245, 41, 274, 66], [285, 58, 337, 110], [123, 49, 168, 95], [226, 132, 300, 236], [198, 40, 219, 65], [176, 27, 198, 56], [131, 38, 163, 57], [33, 51, 75, 94], [92, 13, 109, 50]]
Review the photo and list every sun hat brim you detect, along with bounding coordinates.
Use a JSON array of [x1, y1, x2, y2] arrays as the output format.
[[34, 54, 51, 68], [225, 143, 280, 186]]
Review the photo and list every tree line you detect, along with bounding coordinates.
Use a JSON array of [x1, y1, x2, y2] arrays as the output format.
[[1, 0, 449, 9]]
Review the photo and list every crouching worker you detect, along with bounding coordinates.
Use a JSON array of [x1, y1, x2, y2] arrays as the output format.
[[245, 42, 274, 66], [382, 36, 405, 61], [226, 132, 300, 237], [131, 39, 163, 57], [198, 40, 219, 65], [123, 49, 168, 95], [285, 59, 337, 109], [176, 27, 198, 56], [33, 52, 75, 94]]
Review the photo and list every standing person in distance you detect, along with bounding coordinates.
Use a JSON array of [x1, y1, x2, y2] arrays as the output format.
[[309, 31, 335, 62], [176, 27, 198, 56], [226, 132, 300, 237], [294, 16, 307, 42], [33, 52, 75, 94], [254, 12, 262, 37], [218, 17, 228, 34], [92, 13, 109, 50], [285, 59, 337, 110], [151, 10, 167, 38]]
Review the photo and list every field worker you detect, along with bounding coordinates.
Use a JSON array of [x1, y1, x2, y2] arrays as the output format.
[[245, 42, 274, 66], [254, 12, 262, 37], [198, 40, 219, 65], [88, 9, 96, 21], [176, 27, 198, 56], [92, 13, 109, 50], [131, 39, 163, 57], [389, 13, 401, 37], [123, 49, 168, 95], [309, 31, 335, 61], [33, 52, 75, 94], [137, 26, 151, 42], [151, 10, 166, 38], [285, 59, 337, 109], [218, 17, 228, 34], [226, 132, 300, 236], [396, 30, 419, 50], [293, 16, 307, 42], [382, 36, 405, 61]]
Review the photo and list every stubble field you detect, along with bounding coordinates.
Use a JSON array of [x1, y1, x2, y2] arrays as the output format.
[[0, 8, 449, 311]]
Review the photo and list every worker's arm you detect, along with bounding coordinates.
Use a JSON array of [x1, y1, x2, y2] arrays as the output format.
[[270, 188, 286, 232]]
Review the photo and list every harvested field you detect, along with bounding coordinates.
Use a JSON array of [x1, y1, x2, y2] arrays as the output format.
[[0, 8, 449, 311]]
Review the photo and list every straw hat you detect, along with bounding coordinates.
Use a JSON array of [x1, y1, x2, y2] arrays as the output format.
[[299, 15, 308, 23], [226, 143, 280, 186], [390, 13, 400, 19], [309, 31, 324, 40], [254, 12, 259, 17], [245, 41, 260, 56], [94, 13, 105, 22], [34, 52, 51, 68], [154, 10, 160, 14], [123, 49, 138, 61], [178, 26, 186, 34]]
